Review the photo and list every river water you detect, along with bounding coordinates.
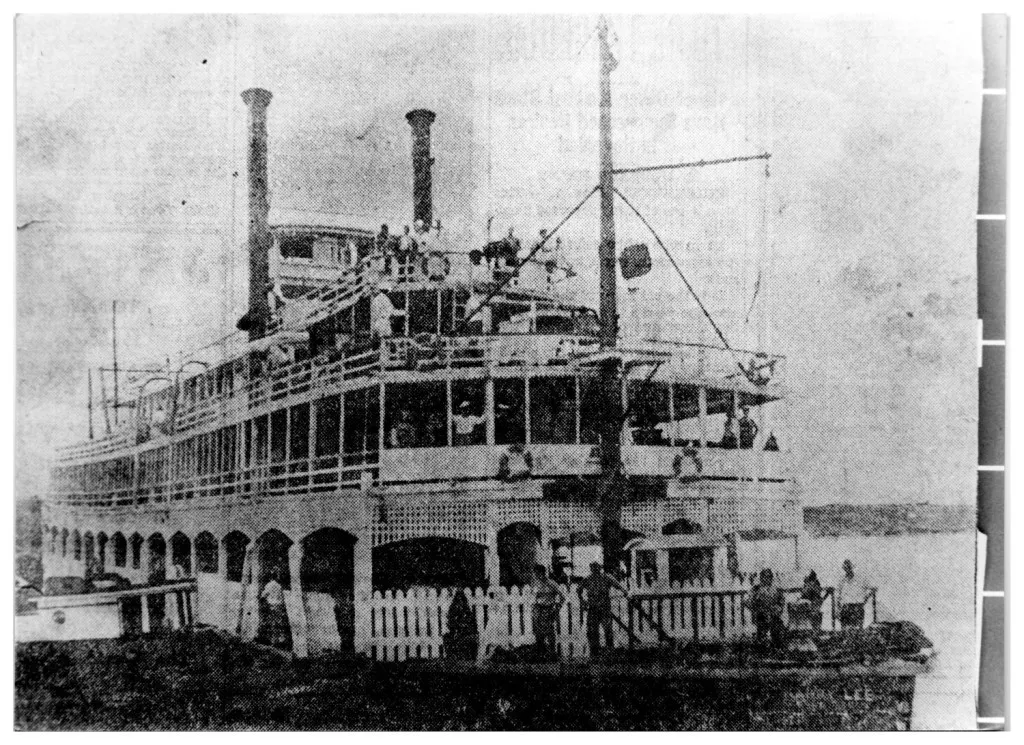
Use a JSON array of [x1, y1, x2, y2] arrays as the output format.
[[801, 531, 977, 730]]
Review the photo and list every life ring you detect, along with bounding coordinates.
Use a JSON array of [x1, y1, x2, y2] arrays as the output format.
[[673, 447, 703, 481], [426, 252, 450, 280]]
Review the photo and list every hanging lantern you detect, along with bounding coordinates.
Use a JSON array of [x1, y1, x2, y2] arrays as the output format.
[[619, 243, 652, 279]]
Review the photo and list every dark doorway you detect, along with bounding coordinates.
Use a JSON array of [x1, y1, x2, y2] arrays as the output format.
[[373, 537, 485, 591], [147, 534, 167, 628], [301, 527, 357, 652], [497, 523, 541, 587]]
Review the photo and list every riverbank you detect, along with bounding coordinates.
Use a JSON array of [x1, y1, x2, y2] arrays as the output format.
[[16, 630, 917, 731]]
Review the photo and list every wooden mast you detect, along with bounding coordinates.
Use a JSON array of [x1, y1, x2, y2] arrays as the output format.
[[597, 18, 624, 574]]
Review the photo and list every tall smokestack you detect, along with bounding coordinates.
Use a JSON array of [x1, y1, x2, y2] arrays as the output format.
[[405, 109, 436, 228], [242, 87, 273, 341]]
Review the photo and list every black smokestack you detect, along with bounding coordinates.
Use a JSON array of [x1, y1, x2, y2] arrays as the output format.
[[405, 109, 436, 228], [241, 87, 273, 341]]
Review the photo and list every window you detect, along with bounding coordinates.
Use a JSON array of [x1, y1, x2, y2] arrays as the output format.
[[408, 290, 439, 335], [451, 380, 487, 445], [289, 403, 310, 461], [385, 382, 446, 448], [131, 534, 143, 569], [343, 387, 379, 456], [253, 415, 268, 464], [270, 410, 287, 464], [705, 389, 735, 449], [196, 532, 219, 574], [671, 384, 701, 445], [579, 375, 603, 445], [224, 532, 250, 582], [440, 289, 456, 334], [494, 379, 526, 445], [113, 533, 127, 567], [313, 395, 341, 486], [530, 377, 577, 444], [627, 380, 670, 445], [314, 396, 340, 458], [73, 531, 82, 560], [279, 233, 315, 259]]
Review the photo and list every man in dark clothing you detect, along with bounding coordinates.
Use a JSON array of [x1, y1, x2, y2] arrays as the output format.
[[748, 568, 785, 650], [532, 565, 565, 659], [582, 562, 620, 656], [738, 406, 759, 449]]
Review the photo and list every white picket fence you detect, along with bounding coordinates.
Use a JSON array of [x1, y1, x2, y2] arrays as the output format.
[[362, 577, 843, 662], [196, 575, 845, 661]]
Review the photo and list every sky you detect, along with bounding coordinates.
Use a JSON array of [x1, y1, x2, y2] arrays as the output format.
[[16, 15, 981, 505]]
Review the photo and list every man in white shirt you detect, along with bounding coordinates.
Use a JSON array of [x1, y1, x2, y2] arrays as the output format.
[[452, 400, 485, 445], [837, 559, 872, 630], [371, 285, 399, 340]]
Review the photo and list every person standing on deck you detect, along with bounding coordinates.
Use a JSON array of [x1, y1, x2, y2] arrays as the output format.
[[582, 562, 624, 656], [747, 568, 785, 650], [371, 285, 398, 341], [260, 570, 289, 650], [452, 400, 485, 445], [837, 559, 872, 630], [720, 410, 738, 449], [738, 405, 759, 449], [532, 565, 566, 660]]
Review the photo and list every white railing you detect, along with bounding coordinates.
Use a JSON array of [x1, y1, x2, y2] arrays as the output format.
[[360, 578, 849, 662]]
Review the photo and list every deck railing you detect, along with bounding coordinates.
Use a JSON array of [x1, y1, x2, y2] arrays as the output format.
[[360, 579, 872, 662]]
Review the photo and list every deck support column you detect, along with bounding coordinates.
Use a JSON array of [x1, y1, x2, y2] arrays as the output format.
[[287, 543, 308, 658], [353, 493, 373, 654], [141, 592, 151, 633], [485, 504, 499, 587]]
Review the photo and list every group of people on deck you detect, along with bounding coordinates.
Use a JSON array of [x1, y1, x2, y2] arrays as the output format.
[[747, 558, 873, 651], [376, 219, 437, 258]]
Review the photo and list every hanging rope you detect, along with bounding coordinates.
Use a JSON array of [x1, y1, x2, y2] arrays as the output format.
[[458, 185, 600, 331]]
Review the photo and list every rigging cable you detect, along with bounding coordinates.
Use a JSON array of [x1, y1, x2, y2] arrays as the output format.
[[612, 185, 746, 376], [458, 185, 600, 331]]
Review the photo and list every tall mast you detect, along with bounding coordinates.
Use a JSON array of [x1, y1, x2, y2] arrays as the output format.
[[112, 300, 119, 425], [87, 369, 95, 440], [597, 18, 624, 574]]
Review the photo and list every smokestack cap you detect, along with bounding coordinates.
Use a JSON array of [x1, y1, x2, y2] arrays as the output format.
[[406, 109, 436, 125], [241, 88, 273, 109]]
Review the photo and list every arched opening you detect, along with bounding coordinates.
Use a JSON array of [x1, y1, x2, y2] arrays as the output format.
[[147, 533, 167, 627], [300, 528, 356, 594], [497, 522, 541, 587], [254, 529, 293, 590], [61, 529, 69, 557], [112, 533, 127, 568], [662, 518, 703, 536], [97, 532, 109, 574], [83, 532, 97, 578], [195, 531, 219, 574], [170, 531, 192, 576], [223, 531, 250, 582], [130, 533, 144, 570], [301, 527, 357, 652], [254, 529, 294, 650], [373, 537, 485, 591], [49, 527, 57, 554], [72, 530, 82, 561]]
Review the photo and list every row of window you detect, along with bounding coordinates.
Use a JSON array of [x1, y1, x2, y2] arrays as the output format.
[[53, 380, 766, 497]]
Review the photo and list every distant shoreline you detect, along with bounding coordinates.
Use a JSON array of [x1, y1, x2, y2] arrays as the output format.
[[804, 503, 975, 538]]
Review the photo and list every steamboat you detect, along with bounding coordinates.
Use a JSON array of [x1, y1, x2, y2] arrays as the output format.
[[32, 22, 930, 691]]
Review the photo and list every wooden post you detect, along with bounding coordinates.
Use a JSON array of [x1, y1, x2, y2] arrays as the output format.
[[141, 593, 151, 634], [287, 543, 309, 658]]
